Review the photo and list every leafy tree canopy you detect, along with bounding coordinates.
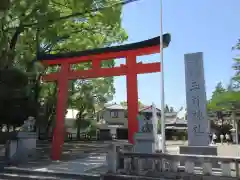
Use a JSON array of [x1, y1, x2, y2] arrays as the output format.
[[1, 0, 127, 69], [208, 41, 240, 112], [0, 0, 128, 129], [0, 68, 33, 127]]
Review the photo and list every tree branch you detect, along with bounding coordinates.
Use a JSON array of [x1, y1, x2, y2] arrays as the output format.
[[6, 0, 136, 31], [5, 5, 41, 68], [9, 1, 42, 50], [9, 25, 23, 49], [50, 0, 71, 9]]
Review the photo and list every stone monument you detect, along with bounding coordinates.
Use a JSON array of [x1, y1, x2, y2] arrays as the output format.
[[6, 116, 37, 164], [180, 52, 217, 162], [134, 103, 161, 153]]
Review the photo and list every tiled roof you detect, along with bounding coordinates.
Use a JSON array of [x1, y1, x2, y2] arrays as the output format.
[[139, 105, 161, 112], [139, 106, 178, 117], [98, 104, 186, 124], [165, 118, 187, 125], [104, 103, 126, 110], [165, 112, 178, 117]]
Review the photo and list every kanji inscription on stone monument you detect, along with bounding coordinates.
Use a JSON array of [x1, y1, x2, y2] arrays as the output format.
[[184, 52, 209, 146]]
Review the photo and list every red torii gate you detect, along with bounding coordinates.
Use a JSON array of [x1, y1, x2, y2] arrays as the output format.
[[38, 34, 171, 160]]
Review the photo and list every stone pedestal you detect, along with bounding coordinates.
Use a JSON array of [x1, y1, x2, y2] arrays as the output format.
[[135, 103, 162, 153], [134, 133, 160, 169], [6, 132, 37, 164], [5, 139, 17, 160], [134, 133, 156, 153], [17, 131, 37, 156], [155, 134, 162, 152]]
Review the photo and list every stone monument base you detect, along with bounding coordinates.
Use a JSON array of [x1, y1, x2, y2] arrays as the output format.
[[134, 133, 156, 153], [6, 132, 37, 164], [179, 146, 218, 167], [17, 132, 37, 157]]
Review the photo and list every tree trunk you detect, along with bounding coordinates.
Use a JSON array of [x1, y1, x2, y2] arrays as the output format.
[[46, 118, 53, 136], [76, 119, 81, 140], [221, 118, 224, 129], [45, 85, 57, 137], [6, 124, 9, 132]]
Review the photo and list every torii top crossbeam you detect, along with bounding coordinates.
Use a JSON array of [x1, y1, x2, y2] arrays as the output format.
[[38, 34, 170, 65], [38, 34, 170, 81]]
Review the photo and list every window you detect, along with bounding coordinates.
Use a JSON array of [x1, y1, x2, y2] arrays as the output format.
[[145, 112, 152, 120], [110, 110, 118, 118], [124, 111, 128, 118], [108, 122, 124, 126]]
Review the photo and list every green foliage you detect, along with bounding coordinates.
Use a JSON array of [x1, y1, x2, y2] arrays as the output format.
[[70, 79, 110, 139], [0, 0, 128, 132], [231, 40, 240, 89], [208, 81, 240, 112], [0, 68, 35, 127], [208, 82, 227, 111], [212, 41, 240, 111], [208, 91, 240, 111], [231, 56, 240, 90], [1, 0, 127, 69], [232, 57, 240, 80], [208, 60, 240, 112], [208, 41, 240, 131], [212, 82, 226, 98], [0, 0, 10, 12]]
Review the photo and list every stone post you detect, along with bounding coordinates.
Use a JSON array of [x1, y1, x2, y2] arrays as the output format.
[[107, 143, 118, 173], [180, 52, 217, 166]]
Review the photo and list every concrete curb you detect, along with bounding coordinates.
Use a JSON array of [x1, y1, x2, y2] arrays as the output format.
[[2, 167, 100, 180]]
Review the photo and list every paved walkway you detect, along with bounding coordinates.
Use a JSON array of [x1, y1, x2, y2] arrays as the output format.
[[15, 144, 180, 175], [4, 140, 240, 175], [32, 153, 107, 175]]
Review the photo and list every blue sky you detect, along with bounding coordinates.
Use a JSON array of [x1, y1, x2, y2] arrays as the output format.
[[112, 0, 240, 110]]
